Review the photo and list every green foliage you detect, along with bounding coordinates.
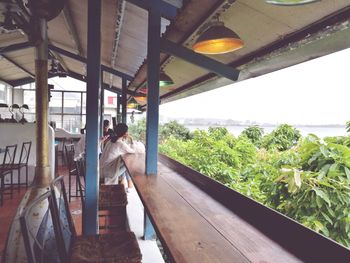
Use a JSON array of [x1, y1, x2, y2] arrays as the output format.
[[128, 118, 146, 142], [159, 121, 192, 143], [261, 124, 301, 151], [160, 125, 350, 248], [241, 125, 264, 147], [129, 119, 192, 144]]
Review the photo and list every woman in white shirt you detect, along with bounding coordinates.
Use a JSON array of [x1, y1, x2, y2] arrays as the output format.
[[100, 123, 135, 188]]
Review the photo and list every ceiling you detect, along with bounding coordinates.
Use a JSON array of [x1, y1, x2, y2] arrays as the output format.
[[0, 0, 349, 107]]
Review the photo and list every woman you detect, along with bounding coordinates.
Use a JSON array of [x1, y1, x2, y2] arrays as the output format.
[[100, 123, 135, 188]]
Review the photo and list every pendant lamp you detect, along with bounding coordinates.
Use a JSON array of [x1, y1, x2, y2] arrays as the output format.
[[192, 21, 244, 55], [159, 71, 174, 87], [134, 96, 147, 104], [265, 0, 319, 5]]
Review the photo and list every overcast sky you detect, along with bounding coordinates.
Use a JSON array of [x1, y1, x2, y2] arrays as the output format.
[[160, 48, 350, 125]]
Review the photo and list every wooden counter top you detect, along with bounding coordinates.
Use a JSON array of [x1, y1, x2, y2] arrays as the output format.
[[122, 154, 305, 263]]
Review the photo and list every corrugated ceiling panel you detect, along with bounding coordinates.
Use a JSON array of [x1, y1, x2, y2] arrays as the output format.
[[161, 0, 350, 98], [101, 0, 118, 66], [48, 12, 76, 53]]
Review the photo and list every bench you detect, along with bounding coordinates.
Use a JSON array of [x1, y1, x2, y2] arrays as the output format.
[[122, 153, 350, 263]]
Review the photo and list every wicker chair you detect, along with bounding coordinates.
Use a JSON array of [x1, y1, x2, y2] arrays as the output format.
[[75, 158, 128, 232], [51, 176, 142, 263]]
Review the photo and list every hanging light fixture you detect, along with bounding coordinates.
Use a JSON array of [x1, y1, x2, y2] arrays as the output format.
[[159, 71, 174, 87], [134, 96, 147, 104], [265, 0, 319, 6], [127, 97, 139, 110], [192, 21, 244, 55]]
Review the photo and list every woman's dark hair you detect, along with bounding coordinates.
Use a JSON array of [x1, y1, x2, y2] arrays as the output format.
[[103, 119, 110, 128], [111, 123, 128, 143]]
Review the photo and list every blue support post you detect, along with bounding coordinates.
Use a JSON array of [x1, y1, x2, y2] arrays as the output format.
[[117, 94, 121, 123], [143, 0, 161, 240], [145, 0, 161, 175], [100, 71, 104, 134], [83, 0, 101, 235], [121, 78, 127, 123]]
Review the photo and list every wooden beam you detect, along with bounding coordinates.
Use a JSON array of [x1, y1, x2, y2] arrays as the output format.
[[160, 39, 240, 81]]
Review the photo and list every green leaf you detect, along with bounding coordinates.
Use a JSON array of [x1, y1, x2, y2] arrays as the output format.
[[321, 212, 333, 225], [313, 188, 331, 207], [344, 166, 350, 180]]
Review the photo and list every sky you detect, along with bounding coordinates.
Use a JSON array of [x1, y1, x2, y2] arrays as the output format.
[[159, 48, 350, 125]]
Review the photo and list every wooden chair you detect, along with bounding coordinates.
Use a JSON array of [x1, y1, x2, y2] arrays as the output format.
[[65, 143, 79, 202], [75, 158, 128, 232], [50, 176, 142, 263], [10, 141, 32, 191], [0, 144, 17, 206]]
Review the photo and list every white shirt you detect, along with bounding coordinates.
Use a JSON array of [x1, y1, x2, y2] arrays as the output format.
[[100, 138, 135, 166]]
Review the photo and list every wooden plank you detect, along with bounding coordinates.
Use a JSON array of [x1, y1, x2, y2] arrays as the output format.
[[158, 163, 301, 263], [123, 154, 249, 263], [159, 154, 350, 262]]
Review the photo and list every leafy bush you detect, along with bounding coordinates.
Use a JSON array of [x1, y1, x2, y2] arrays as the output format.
[[241, 125, 264, 147], [128, 118, 146, 142], [160, 125, 350, 248], [261, 124, 301, 151], [159, 121, 192, 142]]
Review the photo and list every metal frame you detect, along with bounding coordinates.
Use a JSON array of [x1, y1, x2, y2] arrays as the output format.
[[48, 44, 133, 81], [126, 0, 179, 20]]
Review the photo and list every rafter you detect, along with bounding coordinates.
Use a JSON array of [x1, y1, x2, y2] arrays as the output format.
[[62, 3, 83, 56], [0, 42, 32, 54], [160, 39, 239, 81], [2, 54, 35, 78], [48, 44, 133, 81]]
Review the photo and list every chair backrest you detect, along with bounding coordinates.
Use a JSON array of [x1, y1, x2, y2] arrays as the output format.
[[18, 141, 32, 164], [50, 176, 77, 262], [75, 158, 86, 209], [19, 191, 60, 263], [64, 143, 75, 172], [1, 144, 17, 170]]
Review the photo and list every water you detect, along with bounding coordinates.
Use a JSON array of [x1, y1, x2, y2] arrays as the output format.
[[185, 125, 347, 138]]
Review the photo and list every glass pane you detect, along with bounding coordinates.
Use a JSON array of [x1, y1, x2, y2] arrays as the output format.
[[63, 92, 81, 114], [63, 115, 82, 134], [82, 93, 86, 114], [49, 91, 62, 114], [81, 115, 86, 130], [50, 115, 63, 129], [0, 83, 6, 103], [23, 90, 36, 113]]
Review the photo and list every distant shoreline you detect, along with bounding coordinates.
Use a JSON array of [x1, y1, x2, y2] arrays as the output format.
[[183, 123, 346, 128]]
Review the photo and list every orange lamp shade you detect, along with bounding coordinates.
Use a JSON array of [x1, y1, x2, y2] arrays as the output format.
[[193, 22, 244, 55], [134, 96, 147, 104]]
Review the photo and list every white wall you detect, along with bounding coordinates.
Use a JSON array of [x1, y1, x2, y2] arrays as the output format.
[[0, 123, 55, 184]]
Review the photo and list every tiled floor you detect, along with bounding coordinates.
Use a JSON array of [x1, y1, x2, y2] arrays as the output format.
[[0, 166, 82, 259]]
